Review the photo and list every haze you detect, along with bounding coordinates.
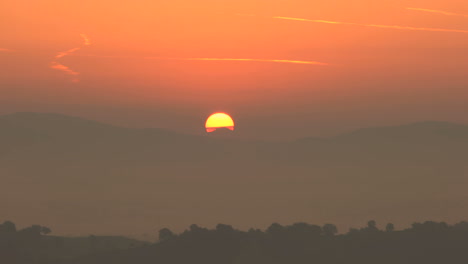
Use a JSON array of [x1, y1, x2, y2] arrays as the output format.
[[2, 0, 468, 243]]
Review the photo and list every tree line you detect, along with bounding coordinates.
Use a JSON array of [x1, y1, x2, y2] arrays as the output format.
[[3, 220, 468, 263]]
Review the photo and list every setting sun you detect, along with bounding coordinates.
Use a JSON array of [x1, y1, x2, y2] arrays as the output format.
[[205, 113, 235, 132], [1, 0, 468, 259]]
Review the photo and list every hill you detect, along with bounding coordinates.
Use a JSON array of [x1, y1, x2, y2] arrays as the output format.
[[1, 112, 468, 236]]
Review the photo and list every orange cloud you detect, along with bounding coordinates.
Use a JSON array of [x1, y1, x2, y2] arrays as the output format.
[[80, 34, 91, 46], [55, 47, 81, 59], [273, 16, 468, 33], [51, 34, 90, 82], [406, 7, 468, 18], [50, 62, 80, 83], [0, 48, 13, 52]]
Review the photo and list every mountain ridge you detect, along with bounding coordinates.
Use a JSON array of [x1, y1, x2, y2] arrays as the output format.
[[2, 112, 468, 236], [2, 112, 468, 143]]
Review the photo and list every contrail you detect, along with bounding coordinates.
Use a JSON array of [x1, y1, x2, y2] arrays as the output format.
[[407, 7, 468, 18], [50, 34, 90, 83], [157, 57, 329, 65], [72, 55, 329, 65], [273, 16, 468, 33]]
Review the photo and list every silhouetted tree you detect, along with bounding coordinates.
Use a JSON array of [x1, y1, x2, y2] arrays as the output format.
[[288, 222, 322, 237], [366, 220, 378, 232], [7, 220, 468, 264], [323, 223, 338, 236], [18, 225, 48, 241], [189, 224, 204, 232], [247, 228, 262, 235], [159, 228, 175, 242], [385, 223, 395, 232], [266, 223, 284, 235], [20, 225, 51, 236], [0, 221, 16, 234], [41, 226, 51, 235], [216, 224, 235, 233], [411, 221, 449, 232], [348, 228, 359, 235]]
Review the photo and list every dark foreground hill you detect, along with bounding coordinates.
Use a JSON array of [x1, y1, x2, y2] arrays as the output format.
[[71, 221, 468, 264], [0, 221, 147, 264], [3, 220, 468, 264], [2, 112, 468, 235]]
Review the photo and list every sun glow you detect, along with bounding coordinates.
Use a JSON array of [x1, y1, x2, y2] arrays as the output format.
[[205, 113, 235, 133]]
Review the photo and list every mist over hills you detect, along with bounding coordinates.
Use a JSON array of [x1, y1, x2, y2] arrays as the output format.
[[1, 112, 468, 236]]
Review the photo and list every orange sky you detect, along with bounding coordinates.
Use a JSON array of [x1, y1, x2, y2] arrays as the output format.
[[1, 0, 468, 139]]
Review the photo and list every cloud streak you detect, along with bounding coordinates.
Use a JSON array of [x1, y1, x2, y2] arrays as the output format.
[[407, 7, 468, 18], [157, 57, 329, 65], [0, 48, 13, 52], [80, 34, 91, 46], [273, 16, 468, 33], [50, 62, 80, 80], [72, 55, 329, 66], [50, 34, 90, 83]]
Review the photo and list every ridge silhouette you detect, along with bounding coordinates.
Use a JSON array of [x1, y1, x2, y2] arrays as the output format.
[[2, 112, 468, 236], [3, 220, 468, 264]]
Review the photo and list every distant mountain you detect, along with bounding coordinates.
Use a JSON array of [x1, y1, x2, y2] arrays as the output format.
[[334, 121, 468, 142], [0, 112, 241, 163], [2, 113, 467, 162], [2, 112, 468, 236], [206, 127, 236, 138]]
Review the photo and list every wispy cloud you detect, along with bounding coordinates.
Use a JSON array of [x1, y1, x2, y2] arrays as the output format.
[[157, 57, 329, 65], [55, 47, 81, 59], [407, 7, 468, 18], [0, 48, 13, 52], [50, 34, 90, 83], [71, 55, 329, 66], [80, 34, 91, 46], [273, 16, 468, 33], [50, 62, 80, 82]]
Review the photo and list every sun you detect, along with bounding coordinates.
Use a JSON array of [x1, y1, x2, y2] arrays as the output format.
[[205, 113, 235, 133]]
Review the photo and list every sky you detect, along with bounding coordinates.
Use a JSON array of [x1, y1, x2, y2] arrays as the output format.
[[1, 0, 468, 139]]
